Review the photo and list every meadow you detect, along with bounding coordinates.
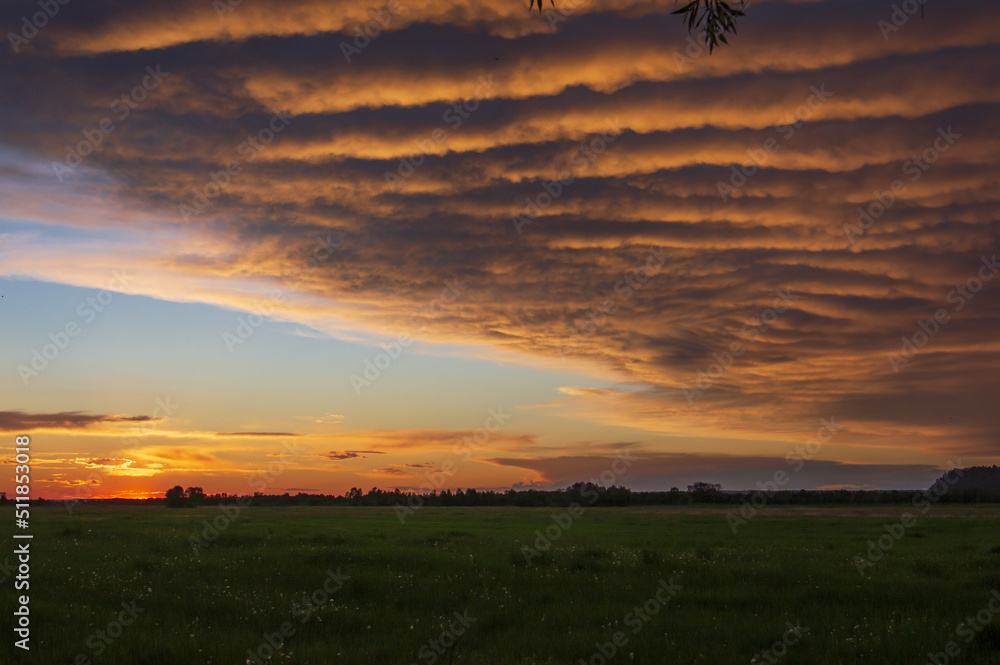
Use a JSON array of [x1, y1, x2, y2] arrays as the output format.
[[2, 505, 1000, 664]]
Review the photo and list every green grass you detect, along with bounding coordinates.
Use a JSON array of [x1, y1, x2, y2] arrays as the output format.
[[2, 505, 1000, 664]]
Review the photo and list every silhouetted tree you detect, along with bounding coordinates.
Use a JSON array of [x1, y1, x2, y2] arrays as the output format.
[[687, 481, 724, 502], [165, 485, 187, 508], [185, 486, 206, 505], [932, 465, 1000, 491]]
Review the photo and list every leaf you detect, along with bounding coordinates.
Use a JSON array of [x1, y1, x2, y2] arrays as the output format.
[[671, 0, 697, 15], [673, 0, 748, 53]]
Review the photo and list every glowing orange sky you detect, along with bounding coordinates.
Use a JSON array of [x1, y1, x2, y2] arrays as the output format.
[[1, 0, 998, 498]]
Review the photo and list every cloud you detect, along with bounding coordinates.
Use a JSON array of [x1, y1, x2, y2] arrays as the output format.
[[70, 457, 162, 477], [486, 451, 947, 491], [321, 450, 386, 460], [79, 458, 130, 468], [369, 467, 409, 476], [299, 414, 345, 424], [138, 448, 216, 464], [0, 411, 157, 432], [316, 429, 538, 457], [213, 431, 298, 437]]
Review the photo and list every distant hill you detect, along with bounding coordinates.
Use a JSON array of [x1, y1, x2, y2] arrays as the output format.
[[932, 465, 1000, 490]]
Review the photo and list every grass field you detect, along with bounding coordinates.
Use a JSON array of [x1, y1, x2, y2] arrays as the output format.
[[3, 505, 1000, 664]]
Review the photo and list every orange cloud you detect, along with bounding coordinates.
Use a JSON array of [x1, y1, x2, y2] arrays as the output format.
[[139, 448, 217, 464], [321, 450, 386, 460]]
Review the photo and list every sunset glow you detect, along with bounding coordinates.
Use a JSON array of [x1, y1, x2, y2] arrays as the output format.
[[2, 0, 998, 500]]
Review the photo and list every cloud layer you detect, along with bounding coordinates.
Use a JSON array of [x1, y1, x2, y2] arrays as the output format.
[[2, 0, 999, 491]]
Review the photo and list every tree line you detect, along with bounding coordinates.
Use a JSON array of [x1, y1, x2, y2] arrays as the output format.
[[141, 470, 1000, 508], [20, 467, 996, 508]]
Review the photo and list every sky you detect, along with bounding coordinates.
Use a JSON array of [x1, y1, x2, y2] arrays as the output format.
[[1, 0, 998, 499]]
